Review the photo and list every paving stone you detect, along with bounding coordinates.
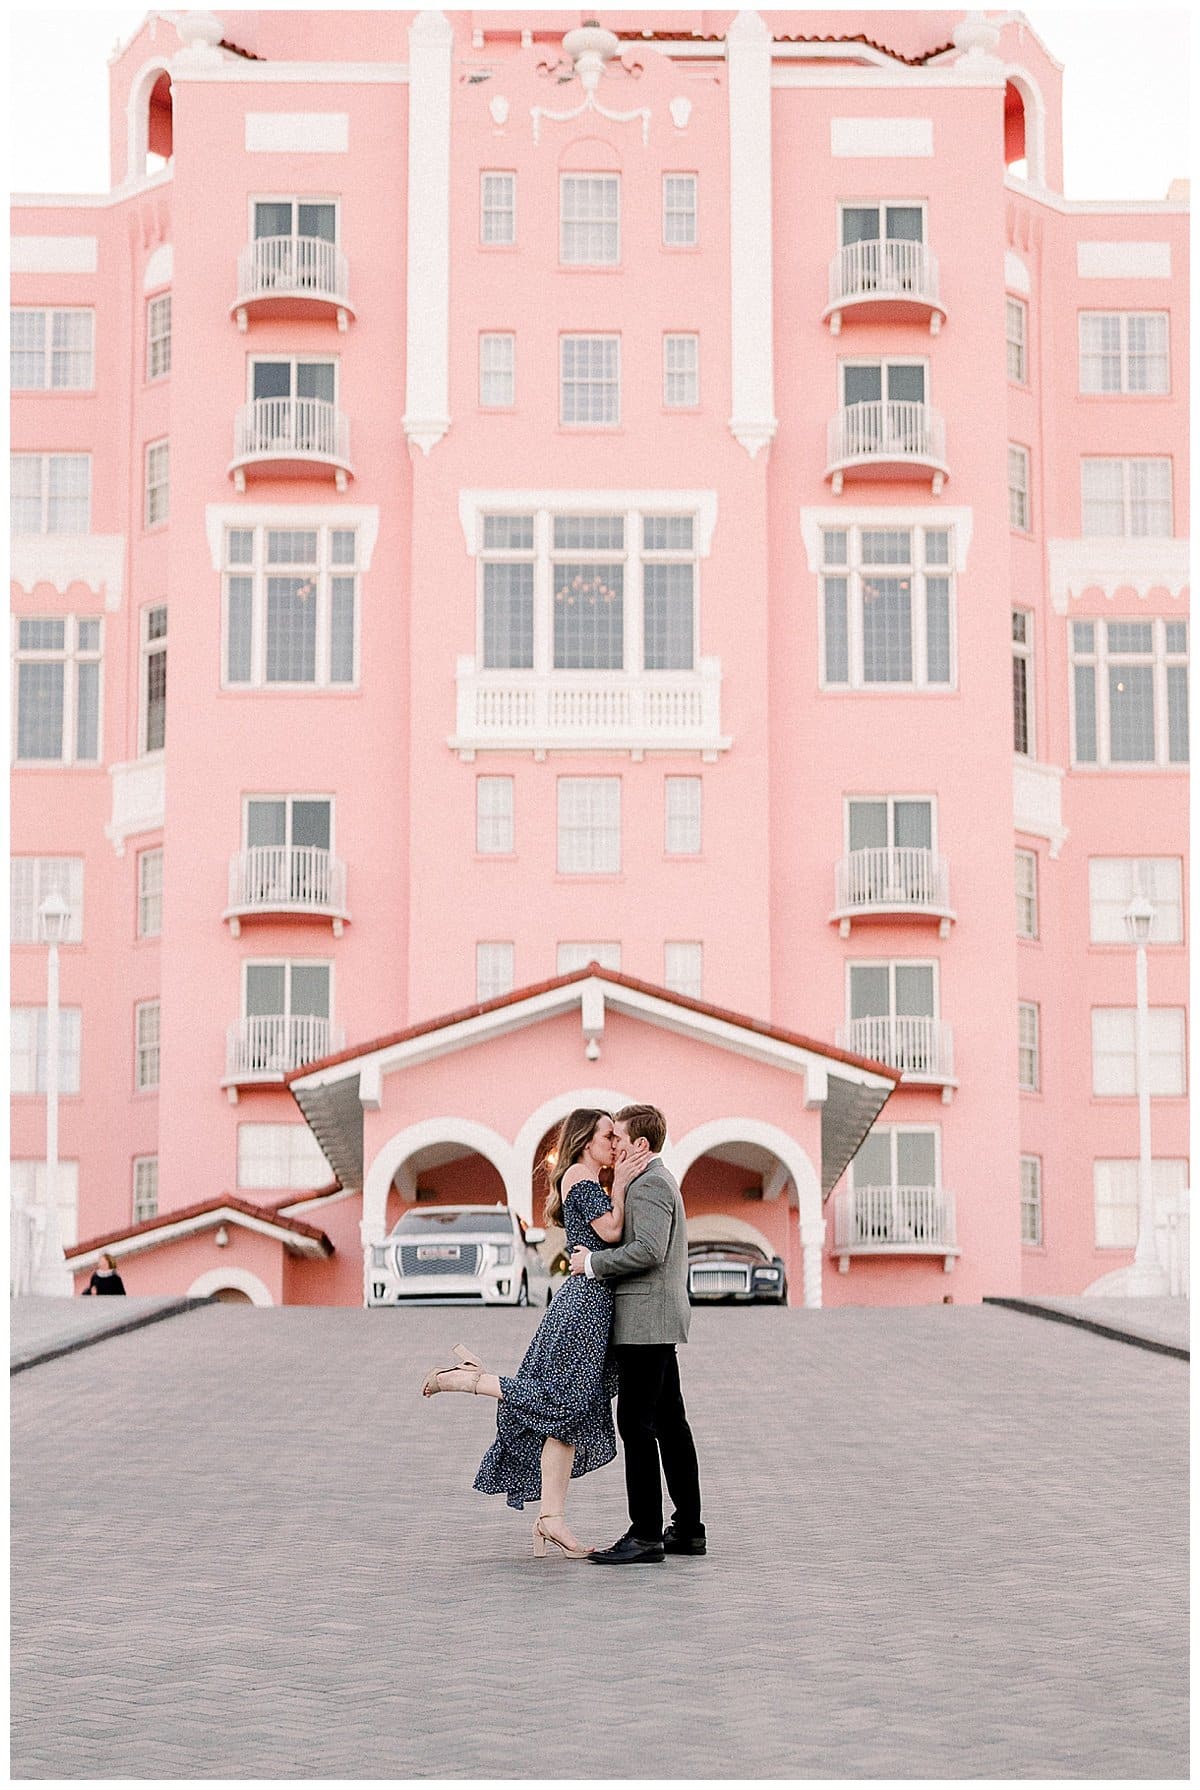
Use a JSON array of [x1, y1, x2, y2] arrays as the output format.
[[10, 1302, 1188, 1779]]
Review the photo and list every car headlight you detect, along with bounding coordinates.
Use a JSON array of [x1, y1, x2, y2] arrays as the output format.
[[753, 1267, 781, 1279], [492, 1244, 514, 1266], [370, 1246, 389, 1269]]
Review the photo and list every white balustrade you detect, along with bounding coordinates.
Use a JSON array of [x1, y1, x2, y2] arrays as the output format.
[[450, 657, 730, 758], [225, 1014, 344, 1081], [235, 234, 350, 311], [827, 400, 946, 471], [835, 847, 949, 913], [232, 397, 351, 468], [227, 845, 346, 916], [833, 1185, 957, 1253], [828, 238, 941, 310], [837, 1014, 955, 1081]]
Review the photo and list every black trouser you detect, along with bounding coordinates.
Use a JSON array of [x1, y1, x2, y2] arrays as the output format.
[[613, 1343, 703, 1542]]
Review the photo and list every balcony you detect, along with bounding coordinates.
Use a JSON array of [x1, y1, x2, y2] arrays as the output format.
[[232, 236, 354, 333], [826, 401, 948, 495], [836, 1015, 957, 1101], [223, 846, 349, 938], [831, 1185, 959, 1272], [448, 657, 731, 761], [229, 398, 353, 492], [824, 240, 946, 336], [831, 847, 955, 938], [222, 1014, 344, 1100]]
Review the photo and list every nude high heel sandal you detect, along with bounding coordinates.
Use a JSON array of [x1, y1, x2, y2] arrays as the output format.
[[421, 1364, 482, 1398], [533, 1516, 592, 1560], [453, 1344, 486, 1369]]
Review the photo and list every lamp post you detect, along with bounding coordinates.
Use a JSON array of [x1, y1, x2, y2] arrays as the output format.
[[34, 890, 73, 1296], [1119, 893, 1169, 1297]]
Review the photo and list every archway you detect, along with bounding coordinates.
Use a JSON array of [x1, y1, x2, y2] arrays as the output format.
[[512, 1088, 637, 1225], [361, 1118, 516, 1243], [127, 61, 173, 180], [188, 1265, 274, 1306], [669, 1119, 824, 1307], [1002, 70, 1046, 186]]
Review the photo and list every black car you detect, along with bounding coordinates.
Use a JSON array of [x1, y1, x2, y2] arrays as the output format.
[[686, 1239, 788, 1305]]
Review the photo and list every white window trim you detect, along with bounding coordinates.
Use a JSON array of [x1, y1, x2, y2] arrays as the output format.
[[556, 776, 622, 876], [1080, 457, 1174, 538], [557, 942, 622, 975], [146, 293, 171, 382], [849, 1123, 943, 1190], [475, 776, 514, 855], [479, 171, 516, 247], [559, 172, 620, 267], [1068, 616, 1187, 769], [241, 958, 335, 1022], [12, 614, 104, 768], [221, 523, 360, 691], [10, 1006, 83, 1096], [139, 603, 167, 758], [11, 307, 95, 392], [1005, 295, 1028, 385], [479, 332, 516, 409], [843, 793, 938, 853], [1090, 1007, 1187, 1098], [1015, 848, 1039, 940], [1020, 1154, 1043, 1246], [816, 522, 957, 693], [476, 941, 515, 1001], [242, 792, 336, 855], [559, 334, 621, 429], [836, 197, 928, 243], [144, 438, 169, 529], [1078, 310, 1170, 396], [247, 194, 341, 243], [1018, 1000, 1040, 1092], [1008, 443, 1031, 533], [10, 856, 84, 945], [664, 775, 702, 855], [844, 957, 941, 1022], [1087, 857, 1184, 946], [10, 453, 92, 536], [1012, 607, 1035, 758], [137, 846, 163, 939], [663, 940, 703, 998], [135, 998, 161, 1092], [132, 1154, 159, 1222], [837, 353, 930, 409], [246, 354, 340, 404], [663, 333, 700, 409], [662, 172, 698, 248]]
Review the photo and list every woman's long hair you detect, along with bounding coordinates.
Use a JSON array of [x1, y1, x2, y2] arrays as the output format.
[[542, 1109, 610, 1228]]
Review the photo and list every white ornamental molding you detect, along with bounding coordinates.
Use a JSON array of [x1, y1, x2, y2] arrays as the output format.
[[531, 23, 651, 145], [1047, 538, 1190, 614], [106, 758, 165, 856], [11, 536, 126, 610], [1013, 759, 1067, 858]]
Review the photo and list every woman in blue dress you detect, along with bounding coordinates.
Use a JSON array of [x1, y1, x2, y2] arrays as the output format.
[[421, 1109, 626, 1559]]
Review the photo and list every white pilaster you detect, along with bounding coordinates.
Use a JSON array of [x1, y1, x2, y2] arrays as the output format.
[[403, 11, 453, 455], [801, 1225, 825, 1308], [727, 11, 777, 459]]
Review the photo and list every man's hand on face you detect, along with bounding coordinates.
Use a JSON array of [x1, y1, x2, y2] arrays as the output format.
[[568, 1247, 590, 1276]]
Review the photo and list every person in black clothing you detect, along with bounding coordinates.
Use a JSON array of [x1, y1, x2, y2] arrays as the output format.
[[82, 1252, 126, 1296]]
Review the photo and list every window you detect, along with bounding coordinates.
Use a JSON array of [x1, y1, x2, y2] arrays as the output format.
[[137, 848, 163, 938], [237, 1124, 331, 1191], [10, 858, 83, 944], [665, 777, 701, 855], [10, 455, 90, 534], [9, 1160, 78, 1248], [1006, 297, 1027, 383], [1012, 610, 1034, 755], [557, 942, 621, 974], [1070, 618, 1187, 767], [840, 202, 925, 248], [141, 604, 167, 754], [248, 356, 336, 419], [10, 1007, 82, 1095], [1008, 445, 1031, 531], [14, 616, 101, 764], [241, 962, 332, 1069], [663, 174, 697, 246], [845, 798, 935, 903], [478, 508, 700, 676], [1094, 1158, 1188, 1248], [560, 336, 620, 426], [839, 203, 927, 296], [1020, 1156, 1042, 1245], [1081, 458, 1172, 536], [848, 962, 937, 1038], [223, 525, 358, 688], [11, 309, 94, 390], [664, 942, 702, 998], [560, 174, 619, 265], [242, 799, 333, 910], [1079, 313, 1169, 394], [253, 199, 337, 246], [1088, 858, 1183, 944], [476, 942, 514, 1002], [851, 1126, 938, 1194], [663, 335, 699, 408], [1091, 1007, 1186, 1096], [146, 294, 171, 380], [479, 333, 515, 407], [1017, 1002, 1039, 1091], [135, 1000, 161, 1091], [1015, 850, 1038, 940], [820, 525, 954, 689], [476, 777, 514, 854], [133, 1156, 159, 1223], [480, 172, 516, 246], [557, 778, 620, 874], [144, 439, 169, 527]]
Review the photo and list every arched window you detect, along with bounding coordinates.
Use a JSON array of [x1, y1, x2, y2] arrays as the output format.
[[146, 71, 174, 167], [127, 61, 174, 181], [1001, 71, 1047, 187], [1004, 81, 1027, 177]]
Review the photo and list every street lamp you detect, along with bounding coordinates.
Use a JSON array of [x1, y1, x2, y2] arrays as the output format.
[[1118, 893, 1169, 1296], [34, 891, 73, 1296]]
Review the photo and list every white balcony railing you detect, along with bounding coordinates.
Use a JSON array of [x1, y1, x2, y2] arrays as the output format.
[[832, 1185, 959, 1270], [832, 847, 953, 936], [825, 239, 945, 334], [224, 845, 349, 937], [448, 657, 731, 760], [230, 397, 352, 491], [826, 400, 948, 494], [836, 1014, 956, 1094], [233, 235, 353, 331], [224, 1014, 344, 1089]]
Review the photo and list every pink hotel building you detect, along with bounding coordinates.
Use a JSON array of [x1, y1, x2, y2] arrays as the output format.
[[11, 10, 1189, 1309]]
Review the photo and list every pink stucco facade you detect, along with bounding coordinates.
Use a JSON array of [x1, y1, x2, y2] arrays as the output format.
[[11, 10, 1188, 1310]]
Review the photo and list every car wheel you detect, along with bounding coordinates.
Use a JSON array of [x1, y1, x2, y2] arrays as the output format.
[[517, 1275, 529, 1307]]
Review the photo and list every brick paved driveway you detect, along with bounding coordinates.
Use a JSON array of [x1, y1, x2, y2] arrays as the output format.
[[11, 1303, 1188, 1779]]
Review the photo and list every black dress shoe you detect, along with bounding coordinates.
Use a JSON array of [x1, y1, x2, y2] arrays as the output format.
[[663, 1524, 707, 1556], [588, 1531, 665, 1565]]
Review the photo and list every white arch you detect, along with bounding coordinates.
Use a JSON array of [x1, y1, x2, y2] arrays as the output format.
[[362, 1117, 516, 1241], [1001, 66, 1047, 188], [1004, 249, 1030, 295], [126, 58, 172, 183], [685, 1213, 779, 1258], [512, 1087, 639, 1222], [188, 1266, 274, 1306]]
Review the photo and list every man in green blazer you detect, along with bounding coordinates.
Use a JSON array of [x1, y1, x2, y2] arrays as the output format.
[[569, 1103, 705, 1564]]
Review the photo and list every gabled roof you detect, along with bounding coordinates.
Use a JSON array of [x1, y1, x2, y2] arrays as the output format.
[[65, 1195, 334, 1268]]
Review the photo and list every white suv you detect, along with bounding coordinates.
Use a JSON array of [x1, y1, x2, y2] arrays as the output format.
[[366, 1205, 555, 1308]]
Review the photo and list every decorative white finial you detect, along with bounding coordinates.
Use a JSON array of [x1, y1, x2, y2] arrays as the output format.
[[173, 11, 224, 66], [953, 10, 1002, 61], [561, 19, 620, 93]]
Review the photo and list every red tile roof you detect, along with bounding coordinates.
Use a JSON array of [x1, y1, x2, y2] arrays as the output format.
[[616, 29, 954, 66], [66, 1194, 333, 1261], [285, 963, 903, 1086]]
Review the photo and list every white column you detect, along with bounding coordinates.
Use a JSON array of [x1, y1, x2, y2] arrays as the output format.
[[727, 11, 777, 459], [403, 11, 453, 455], [800, 1221, 825, 1308]]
